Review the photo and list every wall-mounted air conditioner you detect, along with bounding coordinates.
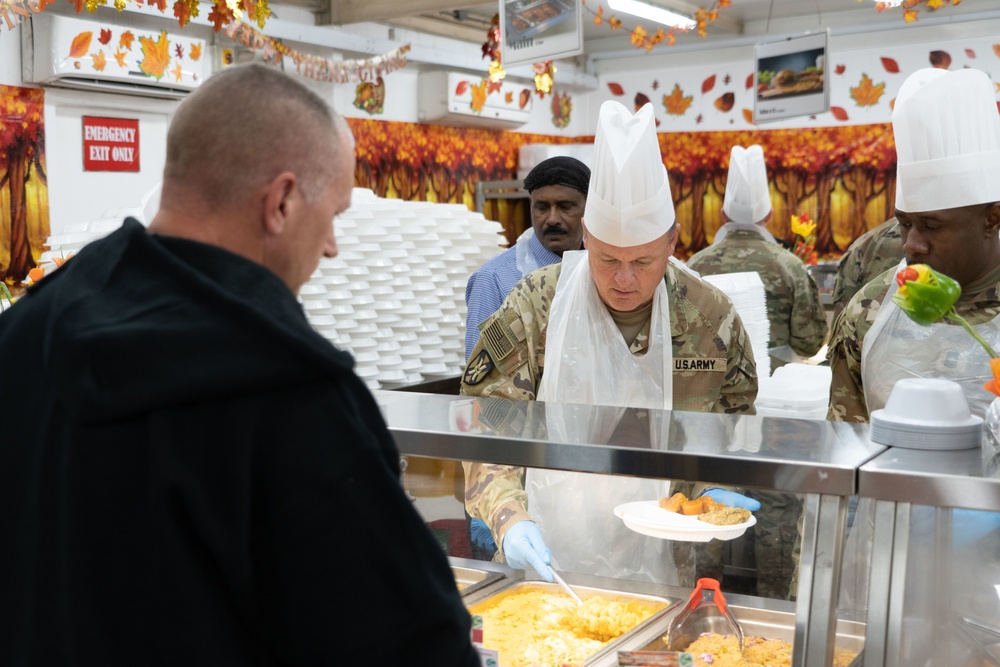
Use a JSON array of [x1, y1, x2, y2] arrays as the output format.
[[21, 13, 210, 99], [418, 71, 533, 130]]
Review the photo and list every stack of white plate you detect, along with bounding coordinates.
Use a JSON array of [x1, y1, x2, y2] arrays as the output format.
[[869, 378, 983, 450], [700, 271, 771, 379]]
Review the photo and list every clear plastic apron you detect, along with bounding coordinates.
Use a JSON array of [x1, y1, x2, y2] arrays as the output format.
[[861, 260, 1000, 419], [514, 228, 541, 278], [526, 250, 677, 582]]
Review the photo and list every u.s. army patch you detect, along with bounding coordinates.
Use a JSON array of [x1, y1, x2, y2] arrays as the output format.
[[463, 349, 494, 385]]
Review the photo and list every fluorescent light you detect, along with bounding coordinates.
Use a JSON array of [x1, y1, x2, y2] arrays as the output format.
[[607, 0, 697, 30]]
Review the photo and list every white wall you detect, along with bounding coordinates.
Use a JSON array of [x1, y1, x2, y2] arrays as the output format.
[[0, 24, 20, 85], [44, 89, 174, 235], [581, 17, 1000, 132]]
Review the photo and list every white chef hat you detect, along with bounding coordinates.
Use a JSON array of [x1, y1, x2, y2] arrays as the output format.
[[893, 67, 1000, 212], [583, 101, 675, 247], [722, 145, 771, 224]]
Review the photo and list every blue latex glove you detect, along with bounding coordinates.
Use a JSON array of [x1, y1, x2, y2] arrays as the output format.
[[469, 518, 497, 552], [502, 521, 554, 582], [701, 488, 762, 511]]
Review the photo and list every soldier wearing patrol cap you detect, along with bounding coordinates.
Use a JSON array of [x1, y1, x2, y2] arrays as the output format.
[[461, 100, 759, 586]]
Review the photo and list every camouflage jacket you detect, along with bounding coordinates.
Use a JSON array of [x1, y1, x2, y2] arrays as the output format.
[[461, 260, 758, 547], [830, 218, 903, 322], [827, 266, 1000, 422], [686, 228, 828, 358]]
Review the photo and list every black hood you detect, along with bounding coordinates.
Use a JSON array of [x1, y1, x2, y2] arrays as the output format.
[[3, 219, 353, 423]]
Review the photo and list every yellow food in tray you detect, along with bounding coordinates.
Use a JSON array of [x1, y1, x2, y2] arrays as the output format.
[[685, 633, 857, 667], [471, 589, 663, 667]]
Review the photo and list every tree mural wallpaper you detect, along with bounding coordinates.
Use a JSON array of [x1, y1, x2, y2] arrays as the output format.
[[0, 85, 48, 290], [346, 116, 896, 258]]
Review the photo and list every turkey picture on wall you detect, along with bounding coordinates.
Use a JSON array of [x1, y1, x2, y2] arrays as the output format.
[[0, 85, 49, 289]]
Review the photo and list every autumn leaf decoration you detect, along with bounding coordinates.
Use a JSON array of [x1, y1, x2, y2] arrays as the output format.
[[55, 0, 269, 31], [120, 31, 135, 50], [92, 51, 107, 71], [69, 31, 93, 58], [583, 0, 733, 52], [138, 30, 171, 80], [873, 0, 962, 23], [662, 83, 693, 116], [469, 80, 488, 113], [850, 73, 885, 107]]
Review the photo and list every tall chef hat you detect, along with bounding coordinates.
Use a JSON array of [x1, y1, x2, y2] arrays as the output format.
[[583, 101, 675, 247], [722, 145, 771, 224], [893, 67, 1000, 212]]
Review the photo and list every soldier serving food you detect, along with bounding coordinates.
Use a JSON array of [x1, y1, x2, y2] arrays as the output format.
[[461, 100, 760, 586]]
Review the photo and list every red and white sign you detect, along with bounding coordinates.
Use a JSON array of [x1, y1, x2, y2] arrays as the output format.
[[82, 116, 140, 172]]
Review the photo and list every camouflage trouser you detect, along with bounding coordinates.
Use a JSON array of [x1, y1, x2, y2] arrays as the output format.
[[671, 539, 724, 588], [748, 489, 802, 600]]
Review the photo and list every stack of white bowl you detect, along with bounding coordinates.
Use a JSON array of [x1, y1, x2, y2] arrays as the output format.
[[27, 191, 506, 392]]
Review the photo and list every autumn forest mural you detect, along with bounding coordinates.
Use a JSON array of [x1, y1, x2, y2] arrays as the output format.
[[347, 116, 896, 260], [0, 85, 48, 288], [0, 97, 895, 288]]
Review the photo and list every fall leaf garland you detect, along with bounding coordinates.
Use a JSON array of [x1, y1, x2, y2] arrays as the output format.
[[583, 0, 733, 52], [870, 0, 964, 24]]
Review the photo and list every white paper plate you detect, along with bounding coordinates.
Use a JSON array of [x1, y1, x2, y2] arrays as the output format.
[[613, 501, 756, 542]]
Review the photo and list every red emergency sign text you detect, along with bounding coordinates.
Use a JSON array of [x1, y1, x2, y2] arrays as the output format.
[[82, 116, 140, 172]]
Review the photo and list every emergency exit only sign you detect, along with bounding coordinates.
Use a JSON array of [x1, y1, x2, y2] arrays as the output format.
[[82, 116, 139, 172]]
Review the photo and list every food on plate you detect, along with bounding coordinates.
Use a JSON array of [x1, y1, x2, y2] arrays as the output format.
[[772, 69, 798, 87], [659, 491, 687, 513], [659, 493, 726, 516], [698, 506, 752, 526], [684, 632, 857, 667], [470, 589, 664, 667]]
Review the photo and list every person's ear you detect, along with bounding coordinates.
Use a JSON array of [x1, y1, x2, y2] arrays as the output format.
[[263, 172, 297, 237], [582, 226, 590, 249], [984, 202, 1000, 237]]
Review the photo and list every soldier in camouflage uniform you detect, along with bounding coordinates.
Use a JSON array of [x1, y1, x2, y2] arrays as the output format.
[[687, 146, 826, 369], [461, 101, 758, 588], [829, 217, 903, 322], [687, 145, 816, 599], [828, 68, 1000, 423]]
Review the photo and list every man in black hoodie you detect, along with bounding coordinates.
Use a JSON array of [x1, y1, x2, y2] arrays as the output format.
[[0, 63, 479, 666]]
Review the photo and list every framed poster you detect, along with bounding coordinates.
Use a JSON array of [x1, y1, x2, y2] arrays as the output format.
[[753, 31, 830, 123], [500, 0, 584, 69]]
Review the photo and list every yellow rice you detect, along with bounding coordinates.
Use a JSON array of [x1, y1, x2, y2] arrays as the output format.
[[471, 590, 663, 667], [684, 632, 857, 667]]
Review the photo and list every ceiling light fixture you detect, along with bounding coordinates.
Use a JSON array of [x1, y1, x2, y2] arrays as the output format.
[[875, 0, 905, 5], [607, 0, 697, 29]]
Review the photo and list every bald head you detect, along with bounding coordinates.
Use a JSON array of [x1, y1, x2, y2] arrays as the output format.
[[163, 63, 347, 209], [153, 64, 356, 295]]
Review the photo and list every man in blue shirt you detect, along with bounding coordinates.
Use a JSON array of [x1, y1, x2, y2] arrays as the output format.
[[464, 156, 589, 359]]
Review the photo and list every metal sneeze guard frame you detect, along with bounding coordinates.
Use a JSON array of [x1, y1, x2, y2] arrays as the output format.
[[374, 390, 885, 666]]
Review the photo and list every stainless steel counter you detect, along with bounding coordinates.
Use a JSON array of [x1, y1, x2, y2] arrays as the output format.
[[859, 445, 1000, 511], [374, 389, 883, 496], [375, 390, 885, 666]]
